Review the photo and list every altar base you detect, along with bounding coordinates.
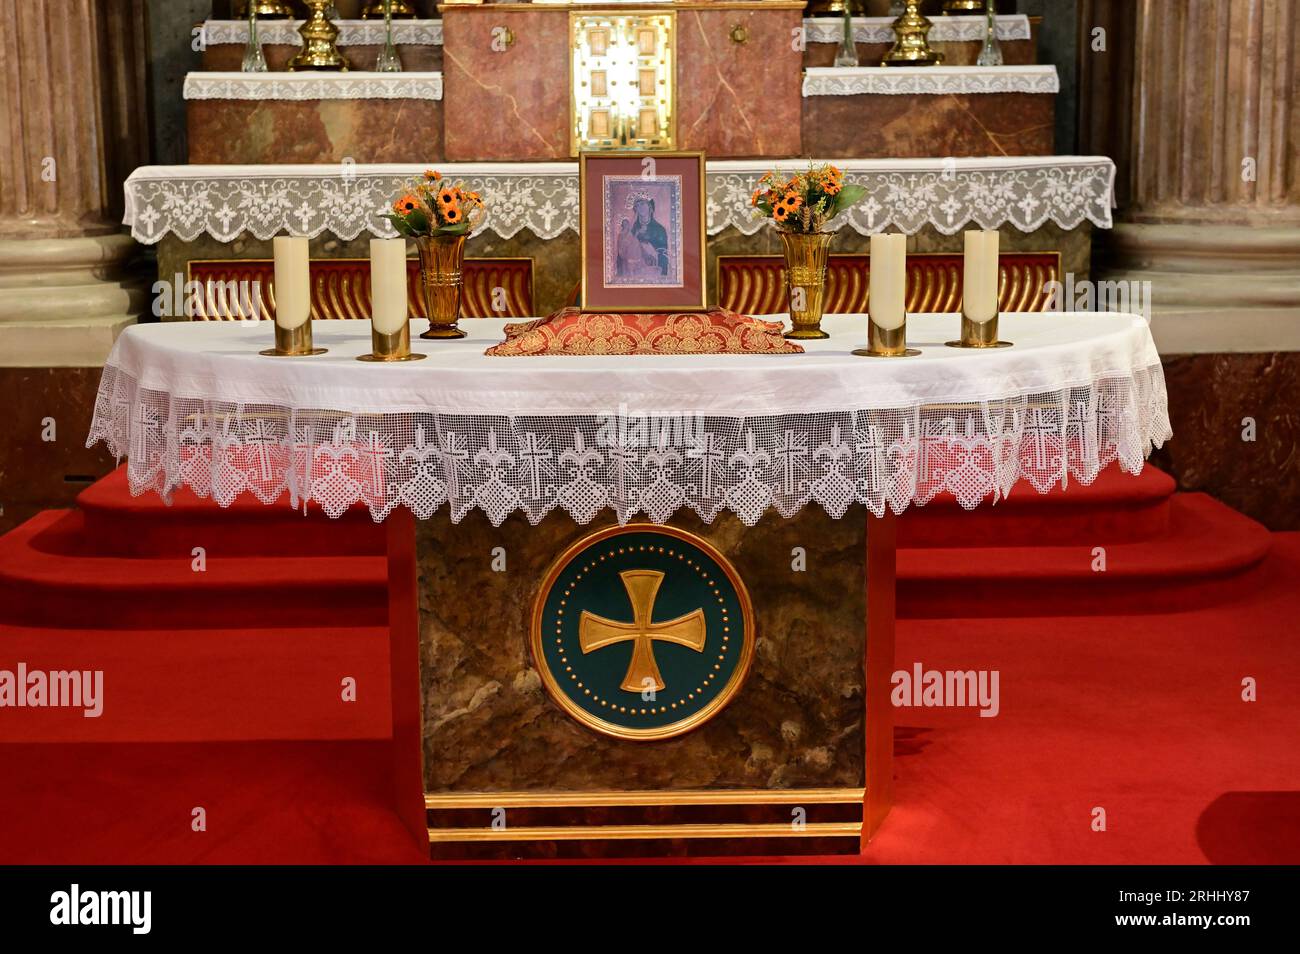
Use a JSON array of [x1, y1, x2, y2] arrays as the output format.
[[393, 505, 894, 859]]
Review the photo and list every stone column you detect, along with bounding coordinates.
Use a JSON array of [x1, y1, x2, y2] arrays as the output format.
[[1082, 0, 1300, 353], [0, 0, 151, 366]]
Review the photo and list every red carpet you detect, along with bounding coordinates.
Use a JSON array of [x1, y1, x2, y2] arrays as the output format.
[[0, 465, 1296, 864]]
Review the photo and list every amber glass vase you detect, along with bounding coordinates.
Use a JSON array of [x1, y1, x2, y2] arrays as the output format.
[[780, 231, 833, 339], [416, 233, 467, 339]]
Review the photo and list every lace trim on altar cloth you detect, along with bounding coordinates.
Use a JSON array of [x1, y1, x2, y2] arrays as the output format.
[[182, 72, 443, 102], [801, 14, 1032, 46], [802, 66, 1060, 97], [123, 157, 1114, 244], [199, 19, 444, 47], [88, 363, 1171, 528]]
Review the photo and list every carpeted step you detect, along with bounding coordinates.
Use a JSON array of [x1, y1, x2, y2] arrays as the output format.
[[0, 623, 390, 743], [898, 492, 1272, 618], [75, 466, 385, 557], [0, 510, 386, 629], [897, 464, 1176, 548]]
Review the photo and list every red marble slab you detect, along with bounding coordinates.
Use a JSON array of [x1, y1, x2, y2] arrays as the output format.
[[676, 8, 804, 158], [187, 98, 444, 164], [803, 90, 1055, 158], [441, 8, 570, 161]]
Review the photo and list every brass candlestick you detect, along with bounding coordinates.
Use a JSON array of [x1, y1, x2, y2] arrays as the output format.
[[288, 0, 350, 72], [237, 1, 293, 16], [362, 0, 416, 16], [942, 1, 985, 13], [945, 314, 1012, 348], [358, 322, 425, 362], [882, 0, 943, 66], [853, 321, 920, 358], [260, 322, 327, 357]]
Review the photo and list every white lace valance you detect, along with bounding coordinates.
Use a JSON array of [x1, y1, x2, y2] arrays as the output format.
[[802, 65, 1059, 97], [200, 18, 444, 47], [123, 157, 1115, 244], [802, 13, 1031, 45], [183, 71, 443, 101], [87, 313, 1170, 528]]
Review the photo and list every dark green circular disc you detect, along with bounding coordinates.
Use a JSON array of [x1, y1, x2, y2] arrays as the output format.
[[530, 525, 755, 740]]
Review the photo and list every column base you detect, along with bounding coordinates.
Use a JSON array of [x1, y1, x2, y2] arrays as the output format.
[[0, 234, 147, 367], [1102, 222, 1300, 354]]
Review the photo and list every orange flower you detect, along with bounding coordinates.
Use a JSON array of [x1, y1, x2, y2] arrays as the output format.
[[442, 203, 463, 224], [437, 188, 457, 208], [773, 204, 789, 223], [423, 169, 442, 182], [393, 193, 420, 214], [750, 188, 763, 208], [822, 179, 841, 196], [781, 192, 803, 212]]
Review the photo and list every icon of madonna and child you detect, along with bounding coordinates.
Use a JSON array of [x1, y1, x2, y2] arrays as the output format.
[[602, 176, 684, 289]]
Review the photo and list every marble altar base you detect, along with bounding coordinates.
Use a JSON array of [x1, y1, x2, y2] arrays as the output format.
[[405, 505, 891, 859]]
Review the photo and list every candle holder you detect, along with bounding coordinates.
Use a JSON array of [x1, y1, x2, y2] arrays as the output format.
[[882, 0, 943, 66], [238, 1, 293, 16], [942, 1, 985, 13], [853, 320, 920, 357], [362, 0, 416, 16], [358, 322, 425, 362], [946, 314, 1012, 349], [287, 0, 350, 72], [260, 321, 327, 357]]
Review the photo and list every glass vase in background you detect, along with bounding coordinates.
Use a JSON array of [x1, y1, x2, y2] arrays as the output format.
[[376, 0, 403, 72], [241, 8, 268, 73], [976, 0, 1004, 67]]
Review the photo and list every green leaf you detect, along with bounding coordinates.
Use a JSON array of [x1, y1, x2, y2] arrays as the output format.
[[432, 221, 471, 236], [829, 183, 868, 219]]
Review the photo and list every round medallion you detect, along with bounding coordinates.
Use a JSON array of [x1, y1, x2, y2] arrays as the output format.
[[530, 524, 756, 741]]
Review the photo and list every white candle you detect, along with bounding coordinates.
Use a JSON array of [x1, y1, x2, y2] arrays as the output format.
[[869, 232, 907, 331], [963, 229, 1000, 323], [369, 238, 409, 335], [272, 236, 310, 330]]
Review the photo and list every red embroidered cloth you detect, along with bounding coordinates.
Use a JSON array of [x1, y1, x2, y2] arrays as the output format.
[[485, 307, 804, 357]]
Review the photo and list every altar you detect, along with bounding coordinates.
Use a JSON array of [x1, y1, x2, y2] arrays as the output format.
[[88, 311, 1168, 857]]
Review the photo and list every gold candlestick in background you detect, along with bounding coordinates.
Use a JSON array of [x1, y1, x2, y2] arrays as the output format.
[[288, 0, 350, 72], [237, 1, 293, 17], [362, 0, 416, 16], [262, 236, 327, 356], [854, 233, 919, 357], [947, 229, 1012, 348], [942, 1, 985, 13], [882, 0, 943, 66]]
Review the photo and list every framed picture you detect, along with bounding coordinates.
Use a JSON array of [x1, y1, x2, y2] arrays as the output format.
[[579, 151, 707, 312]]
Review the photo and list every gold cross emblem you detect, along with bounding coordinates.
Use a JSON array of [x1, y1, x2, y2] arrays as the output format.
[[578, 569, 707, 692]]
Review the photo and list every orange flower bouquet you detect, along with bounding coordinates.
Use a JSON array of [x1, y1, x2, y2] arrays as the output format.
[[750, 163, 866, 234], [385, 168, 486, 238]]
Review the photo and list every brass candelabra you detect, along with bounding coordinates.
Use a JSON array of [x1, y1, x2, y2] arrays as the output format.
[[882, 0, 943, 67], [287, 0, 350, 72]]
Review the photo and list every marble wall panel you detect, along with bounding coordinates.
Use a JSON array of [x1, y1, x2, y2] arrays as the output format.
[[187, 99, 444, 164], [803, 91, 1055, 158], [417, 506, 867, 794]]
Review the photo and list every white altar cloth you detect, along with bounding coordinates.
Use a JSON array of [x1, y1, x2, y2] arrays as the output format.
[[88, 313, 1169, 526]]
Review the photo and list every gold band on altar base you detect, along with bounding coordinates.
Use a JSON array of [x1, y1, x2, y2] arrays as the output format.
[[946, 313, 1013, 349], [357, 322, 425, 362], [853, 319, 921, 358], [259, 321, 327, 357]]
